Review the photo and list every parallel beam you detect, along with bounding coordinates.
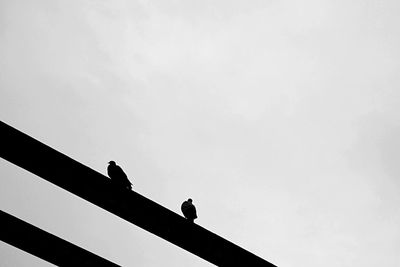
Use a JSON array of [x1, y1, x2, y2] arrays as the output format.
[[0, 121, 277, 266], [0, 210, 119, 266]]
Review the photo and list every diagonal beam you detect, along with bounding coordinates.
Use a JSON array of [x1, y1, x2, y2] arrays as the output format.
[[0, 121, 277, 266], [0, 210, 120, 266]]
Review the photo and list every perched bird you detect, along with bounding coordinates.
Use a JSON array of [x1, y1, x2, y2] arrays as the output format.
[[107, 161, 132, 190], [181, 198, 197, 223]]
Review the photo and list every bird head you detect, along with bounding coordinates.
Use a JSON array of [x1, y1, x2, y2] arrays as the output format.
[[188, 198, 193, 203], [108, 161, 116, 165]]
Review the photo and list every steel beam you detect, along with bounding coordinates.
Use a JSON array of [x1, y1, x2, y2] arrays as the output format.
[[0, 210, 119, 266]]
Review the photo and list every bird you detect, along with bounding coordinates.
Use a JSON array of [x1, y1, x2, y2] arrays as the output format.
[[107, 161, 132, 190], [181, 198, 197, 223]]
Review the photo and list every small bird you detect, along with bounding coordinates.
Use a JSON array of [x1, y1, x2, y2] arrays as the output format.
[[181, 198, 197, 223], [107, 161, 132, 190]]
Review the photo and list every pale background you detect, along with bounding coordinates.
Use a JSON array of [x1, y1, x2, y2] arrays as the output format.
[[1, 1, 400, 266]]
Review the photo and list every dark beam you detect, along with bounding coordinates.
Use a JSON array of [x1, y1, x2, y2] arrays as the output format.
[[0, 210, 119, 266], [0, 120, 277, 266]]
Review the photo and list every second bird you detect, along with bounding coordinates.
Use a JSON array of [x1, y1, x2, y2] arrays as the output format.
[[107, 161, 132, 190], [181, 198, 197, 223]]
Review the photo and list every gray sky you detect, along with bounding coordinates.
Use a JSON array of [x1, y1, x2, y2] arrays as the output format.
[[1, 1, 400, 266]]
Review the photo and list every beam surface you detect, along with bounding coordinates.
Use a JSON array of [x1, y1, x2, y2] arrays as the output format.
[[0, 120, 277, 266], [0, 210, 119, 266]]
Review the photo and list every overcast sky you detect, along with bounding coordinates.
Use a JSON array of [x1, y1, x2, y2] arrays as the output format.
[[1, 1, 400, 266]]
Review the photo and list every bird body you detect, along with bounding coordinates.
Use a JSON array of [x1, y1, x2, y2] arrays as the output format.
[[107, 161, 132, 190], [181, 199, 197, 222]]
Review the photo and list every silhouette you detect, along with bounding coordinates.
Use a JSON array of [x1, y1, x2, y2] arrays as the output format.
[[0, 121, 277, 266], [181, 198, 197, 223], [107, 161, 132, 190]]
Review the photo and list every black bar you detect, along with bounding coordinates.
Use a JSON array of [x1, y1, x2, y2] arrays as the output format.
[[0, 120, 277, 266], [0, 210, 120, 266]]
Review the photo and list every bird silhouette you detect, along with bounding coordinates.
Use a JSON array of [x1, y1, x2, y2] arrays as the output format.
[[181, 198, 197, 223], [107, 161, 132, 190]]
